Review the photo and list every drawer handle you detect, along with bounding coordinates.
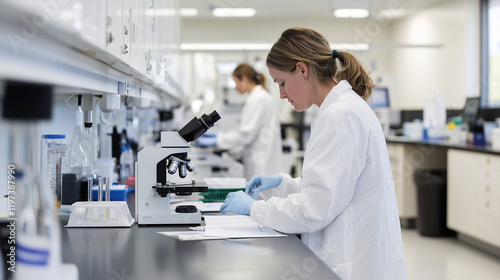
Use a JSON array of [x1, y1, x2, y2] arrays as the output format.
[[487, 158, 491, 164], [486, 202, 490, 208], [486, 186, 490, 193]]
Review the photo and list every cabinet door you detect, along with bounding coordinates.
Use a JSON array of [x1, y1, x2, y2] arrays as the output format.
[[447, 150, 477, 236], [475, 153, 500, 246], [476, 197, 500, 246], [388, 143, 447, 219]]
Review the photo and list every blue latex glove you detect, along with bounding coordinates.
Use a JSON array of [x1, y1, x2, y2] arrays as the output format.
[[245, 175, 283, 200], [196, 135, 217, 147], [220, 191, 254, 215]]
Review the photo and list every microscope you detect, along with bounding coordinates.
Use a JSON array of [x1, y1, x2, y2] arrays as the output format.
[[136, 111, 220, 225]]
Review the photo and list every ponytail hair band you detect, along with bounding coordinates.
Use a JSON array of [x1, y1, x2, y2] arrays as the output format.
[[332, 49, 338, 58]]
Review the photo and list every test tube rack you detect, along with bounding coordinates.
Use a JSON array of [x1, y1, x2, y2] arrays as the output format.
[[66, 201, 134, 227]]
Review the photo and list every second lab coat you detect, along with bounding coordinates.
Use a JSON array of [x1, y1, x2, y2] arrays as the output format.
[[217, 85, 283, 180], [250, 81, 406, 279]]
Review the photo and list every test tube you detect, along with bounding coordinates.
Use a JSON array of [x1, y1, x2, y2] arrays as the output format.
[[97, 176, 103, 202], [104, 176, 110, 219], [87, 178, 93, 203], [104, 177, 110, 202]]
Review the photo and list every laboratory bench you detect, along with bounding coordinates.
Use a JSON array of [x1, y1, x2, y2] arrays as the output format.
[[56, 193, 340, 280], [386, 136, 500, 257], [386, 136, 500, 156]]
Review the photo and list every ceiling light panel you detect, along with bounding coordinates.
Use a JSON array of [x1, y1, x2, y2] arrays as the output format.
[[212, 8, 256, 17], [333, 9, 370, 18], [180, 8, 199, 17]]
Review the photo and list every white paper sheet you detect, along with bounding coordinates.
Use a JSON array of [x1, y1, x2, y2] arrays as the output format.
[[197, 202, 223, 212], [203, 215, 287, 238], [157, 215, 287, 241], [158, 231, 228, 241]]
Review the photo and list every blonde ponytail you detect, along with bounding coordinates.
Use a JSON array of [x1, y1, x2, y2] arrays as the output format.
[[267, 27, 375, 101], [233, 63, 268, 91], [334, 51, 375, 101]]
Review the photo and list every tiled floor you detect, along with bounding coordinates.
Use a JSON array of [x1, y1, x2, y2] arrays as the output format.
[[402, 228, 500, 280]]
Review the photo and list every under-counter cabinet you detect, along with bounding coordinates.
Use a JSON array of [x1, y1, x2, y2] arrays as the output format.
[[386, 143, 447, 224], [448, 149, 500, 247]]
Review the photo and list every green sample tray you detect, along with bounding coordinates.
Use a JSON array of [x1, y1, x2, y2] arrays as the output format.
[[199, 188, 245, 202]]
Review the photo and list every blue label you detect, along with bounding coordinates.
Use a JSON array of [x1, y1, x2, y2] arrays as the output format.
[[17, 243, 50, 266]]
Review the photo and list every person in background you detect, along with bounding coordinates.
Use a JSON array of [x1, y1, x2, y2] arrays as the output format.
[[197, 63, 283, 180], [220, 27, 407, 279]]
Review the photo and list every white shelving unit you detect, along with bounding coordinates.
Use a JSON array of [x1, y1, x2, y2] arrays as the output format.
[[0, 0, 182, 107]]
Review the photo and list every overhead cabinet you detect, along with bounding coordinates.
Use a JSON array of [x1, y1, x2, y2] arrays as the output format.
[[0, 0, 181, 107]]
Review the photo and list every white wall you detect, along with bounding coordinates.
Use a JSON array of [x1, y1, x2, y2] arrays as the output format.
[[180, 17, 396, 121], [390, 0, 480, 109], [181, 17, 393, 74], [180, 0, 481, 111]]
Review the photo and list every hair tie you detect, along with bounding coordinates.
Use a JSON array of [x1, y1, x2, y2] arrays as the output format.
[[332, 49, 338, 58]]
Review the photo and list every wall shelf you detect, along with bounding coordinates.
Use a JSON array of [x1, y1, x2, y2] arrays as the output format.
[[0, 0, 182, 109]]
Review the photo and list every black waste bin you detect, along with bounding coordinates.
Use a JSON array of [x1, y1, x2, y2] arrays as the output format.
[[413, 169, 455, 237]]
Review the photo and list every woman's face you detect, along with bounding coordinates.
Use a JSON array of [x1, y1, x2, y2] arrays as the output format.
[[268, 64, 312, 112], [232, 75, 247, 94]]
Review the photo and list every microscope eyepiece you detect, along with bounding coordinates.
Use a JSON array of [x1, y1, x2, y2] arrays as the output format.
[[200, 110, 221, 129], [178, 110, 221, 142]]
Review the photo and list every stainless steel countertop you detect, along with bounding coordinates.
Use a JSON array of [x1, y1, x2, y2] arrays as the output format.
[[59, 193, 340, 280]]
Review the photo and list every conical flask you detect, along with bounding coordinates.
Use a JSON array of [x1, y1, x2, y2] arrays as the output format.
[[67, 109, 92, 179]]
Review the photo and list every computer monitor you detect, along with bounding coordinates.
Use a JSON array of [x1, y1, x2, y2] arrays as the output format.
[[371, 87, 390, 108], [462, 97, 481, 126]]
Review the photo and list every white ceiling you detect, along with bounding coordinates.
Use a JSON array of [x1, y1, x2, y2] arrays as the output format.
[[179, 0, 448, 19]]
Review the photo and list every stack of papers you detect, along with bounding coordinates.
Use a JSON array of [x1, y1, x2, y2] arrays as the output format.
[[158, 215, 287, 241]]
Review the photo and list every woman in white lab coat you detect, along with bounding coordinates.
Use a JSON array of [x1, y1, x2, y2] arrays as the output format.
[[220, 28, 407, 279], [198, 63, 283, 180]]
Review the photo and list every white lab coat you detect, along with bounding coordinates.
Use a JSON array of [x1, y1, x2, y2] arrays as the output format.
[[250, 81, 406, 279], [217, 85, 283, 180]]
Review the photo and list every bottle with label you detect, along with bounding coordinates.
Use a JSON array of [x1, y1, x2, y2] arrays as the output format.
[[423, 91, 447, 141], [120, 143, 134, 181], [16, 166, 62, 279], [41, 134, 68, 211]]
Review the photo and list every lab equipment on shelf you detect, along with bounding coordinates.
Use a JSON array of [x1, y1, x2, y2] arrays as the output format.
[[423, 91, 446, 141], [446, 117, 468, 145], [135, 111, 220, 225], [119, 142, 134, 181], [63, 106, 94, 205], [41, 134, 69, 211]]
